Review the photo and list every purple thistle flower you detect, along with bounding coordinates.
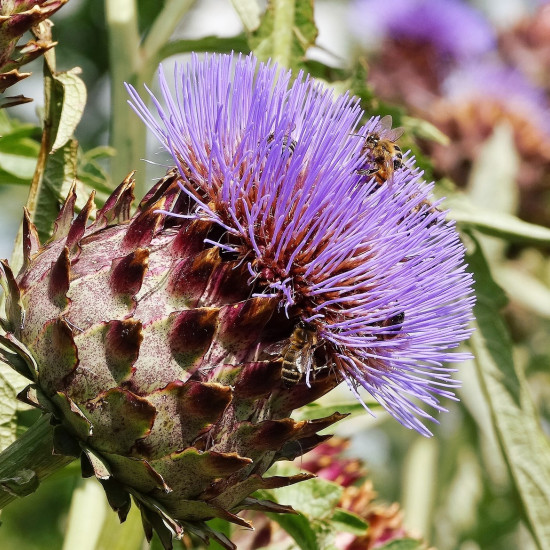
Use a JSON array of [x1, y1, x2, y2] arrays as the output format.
[[127, 53, 475, 437], [442, 60, 550, 140], [349, 0, 494, 61]]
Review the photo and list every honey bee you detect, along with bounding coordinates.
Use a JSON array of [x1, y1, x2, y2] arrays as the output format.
[[411, 198, 441, 226], [266, 132, 297, 155], [279, 321, 319, 387], [356, 115, 404, 187], [376, 311, 405, 340]]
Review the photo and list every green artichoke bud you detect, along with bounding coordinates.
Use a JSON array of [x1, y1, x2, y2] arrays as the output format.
[[0, 170, 342, 549]]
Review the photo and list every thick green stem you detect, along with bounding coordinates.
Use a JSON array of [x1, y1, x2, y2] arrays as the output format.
[[271, 0, 295, 68], [105, 0, 144, 192], [0, 414, 75, 510], [9, 22, 57, 275], [140, 0, 197, 83], [105, 0, 197, 196]]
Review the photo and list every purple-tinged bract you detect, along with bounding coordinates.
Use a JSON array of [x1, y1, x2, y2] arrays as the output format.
[[127, 52, 475, 437], [0, 0, 67, 107]]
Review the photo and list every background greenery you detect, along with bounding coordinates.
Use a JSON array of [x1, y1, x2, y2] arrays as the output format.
[[1, 1, 550, 549]]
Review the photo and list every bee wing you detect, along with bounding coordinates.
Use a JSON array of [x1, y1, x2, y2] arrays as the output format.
[[263, 340, 287, 358], [295, 345, 314, 375], [378, 115, 393, 131], [384, 126, 405, 141], [383, 155, 396, 176], [374, 115, 404, 141]]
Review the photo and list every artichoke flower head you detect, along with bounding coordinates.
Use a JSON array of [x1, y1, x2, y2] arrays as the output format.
[[0, 53, 474, 548]]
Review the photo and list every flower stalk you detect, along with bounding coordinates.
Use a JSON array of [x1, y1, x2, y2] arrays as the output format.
[[105, 0, 198, 191]]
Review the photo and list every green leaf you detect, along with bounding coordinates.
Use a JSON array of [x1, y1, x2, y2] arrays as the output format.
[[446, 194, 550, 245], [0, 467, 38, 497], [0, 367, 19, 452], [266, 511, 325, 550], [301, 59, 353, 85], [205, 517, 232, 549], [468, 123, 519, 218], [264, 463, 343, 519], [81, 145, 116, 162], [0, 110, 25, 133], [495, 265, 550, 320], [0, 167, 34, 186], [315, 60, 378, 116], [50, 69, 87, 153], [94, 492, 145, 550], [467, 236, 550, 550], [250, 0, 317, 70], [231, 0, 261, 32], [157, 34, 250, 63], [258, 464, 347, 549], [377, 539, 425, 550], [78, 146, 116, 197], [23, 139, 111, 242], [0, 125, 41, 150], [148, 535, 162, 550], [0, 150, 38, 181], [62, 478, 108, 550], [442, 124, 547, 246], [330, 508, 368, 536], [401, 115, 450, 145], [0, 118, 40, 185], [0, 359, 30, 452], [467, 123, 519, 259], [34, 138, 79, 242]]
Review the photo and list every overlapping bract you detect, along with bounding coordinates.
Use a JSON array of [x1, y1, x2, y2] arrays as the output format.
[[0, 0, 67, 107], [127, 53, 475, 436]]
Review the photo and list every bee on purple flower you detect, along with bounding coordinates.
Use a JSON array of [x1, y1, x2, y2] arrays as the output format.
[[0, 51, 476, 549], [128, 53, 475, 437]]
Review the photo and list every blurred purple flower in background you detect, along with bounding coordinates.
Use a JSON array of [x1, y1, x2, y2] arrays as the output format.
[[127, 53, 474, 436], [349, 0, 550, 226], [349, 0, 494, 61], [443, 60, 549, 108], [499, 2, 550, 88], [441, 59, 550, 157], [348, 0, 494, 108], [429, 59, 550, 222]]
